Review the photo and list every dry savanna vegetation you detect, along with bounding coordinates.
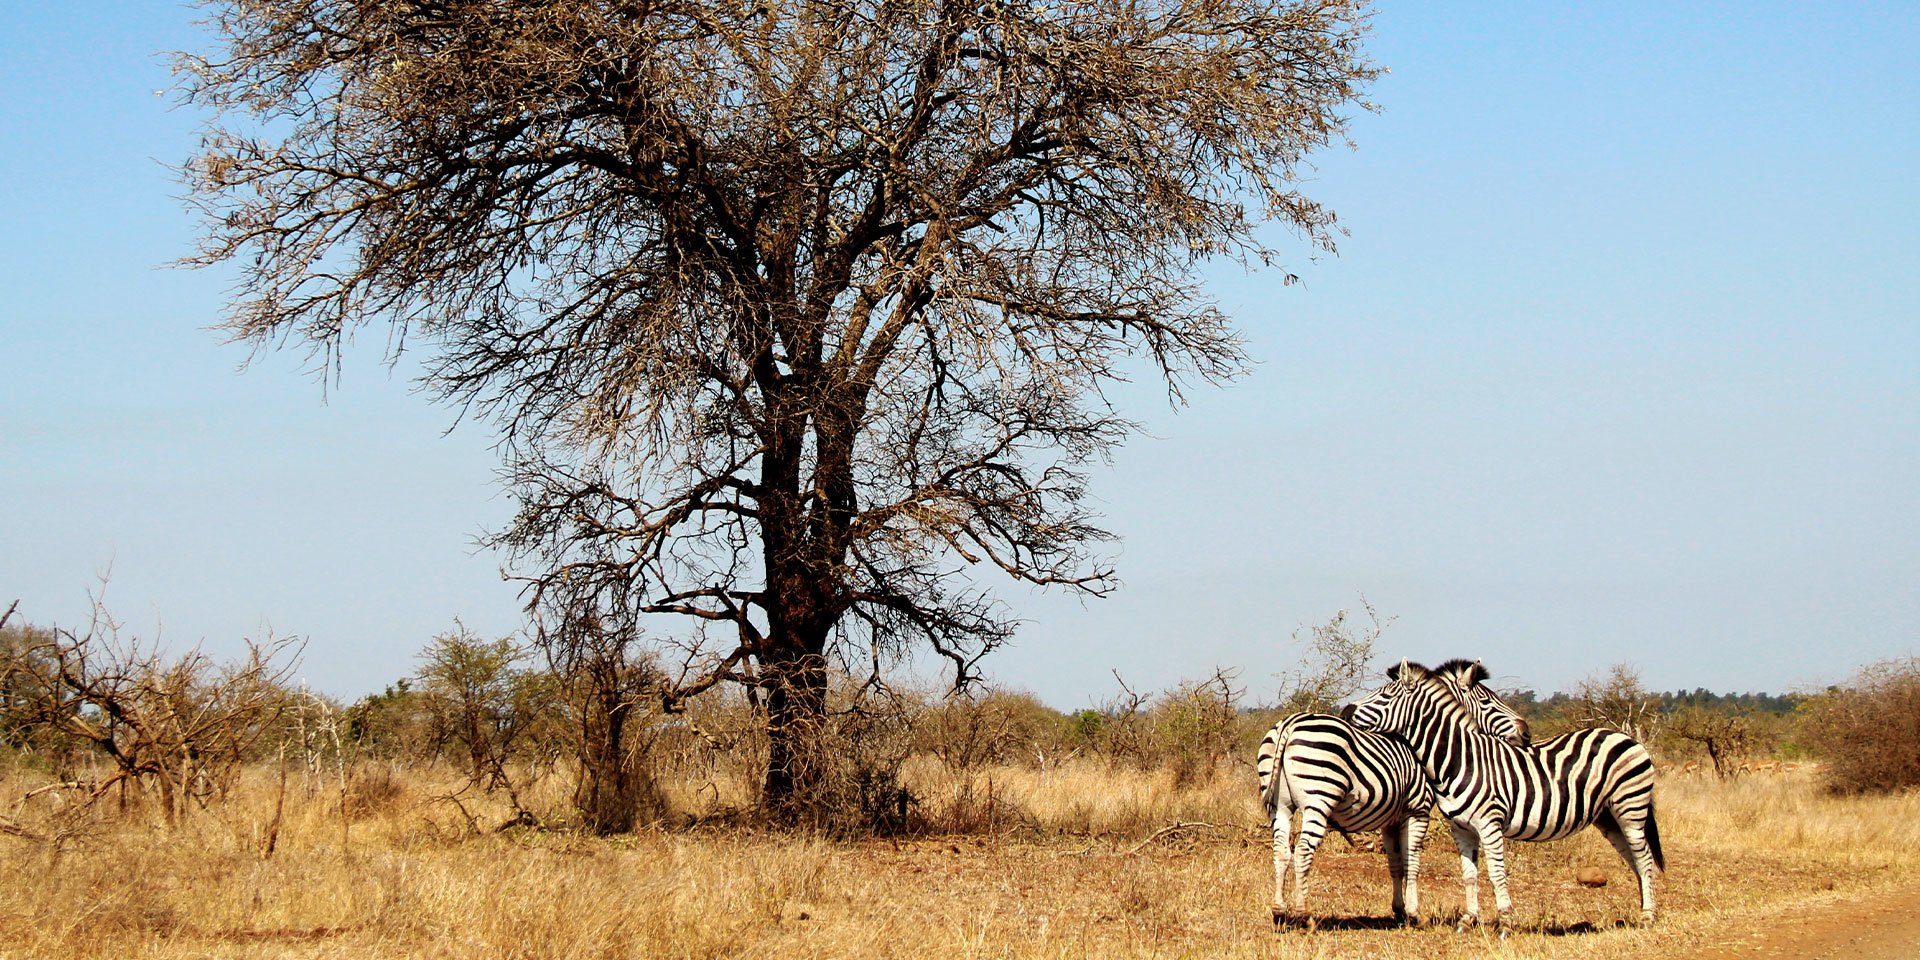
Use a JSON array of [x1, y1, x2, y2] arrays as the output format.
[[6, 606, 1920, 960], [4, 752, 1920, 960], [17, 0, 1909, 955]]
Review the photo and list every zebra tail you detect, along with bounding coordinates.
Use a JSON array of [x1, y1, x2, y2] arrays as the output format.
[[1257, 744, 1278, 815], [1646, 799, 1665, 872], [1257, 735, 1293, 817]]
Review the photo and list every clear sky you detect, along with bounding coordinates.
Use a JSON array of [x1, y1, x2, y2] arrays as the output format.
[[3, 2, 1915, 706]]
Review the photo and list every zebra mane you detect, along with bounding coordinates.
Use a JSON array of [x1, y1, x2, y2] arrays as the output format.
[[1433, 658, 1490, 686], [1385, 660, 1433, 680], [1390, 660, 1476, 718]]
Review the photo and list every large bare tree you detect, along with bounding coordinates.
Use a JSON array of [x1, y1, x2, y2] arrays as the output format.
[[183, 0, 1378, 811]]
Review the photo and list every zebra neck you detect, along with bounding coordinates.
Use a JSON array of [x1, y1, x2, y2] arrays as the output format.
[[1410, 712, 1471, 785], [1408, 690, 1484, 786]]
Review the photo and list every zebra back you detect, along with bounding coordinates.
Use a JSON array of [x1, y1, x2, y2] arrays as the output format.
[[1258, 664, 1527, 812], [1258, 713, 1431, 825], [1347, 660, 1662, 852]]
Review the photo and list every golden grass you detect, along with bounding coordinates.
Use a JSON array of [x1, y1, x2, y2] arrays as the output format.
[[2, 762, 1916, 959]]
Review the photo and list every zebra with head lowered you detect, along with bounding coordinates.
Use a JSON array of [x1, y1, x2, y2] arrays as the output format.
[[1344, 659, 1665, 931], [1257, 659, 1530, 927]]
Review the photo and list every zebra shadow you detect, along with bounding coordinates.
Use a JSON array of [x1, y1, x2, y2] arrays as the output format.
[[1436, 918, 1628, 937], [1276, 916, 1626, 936], [1520, 919, 1630, 936], [1272, 915, 1415, 932]]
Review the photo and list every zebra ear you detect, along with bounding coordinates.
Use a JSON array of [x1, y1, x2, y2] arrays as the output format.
[[1469, 659, 1490, 685], [1389, 658, 1409, 680]]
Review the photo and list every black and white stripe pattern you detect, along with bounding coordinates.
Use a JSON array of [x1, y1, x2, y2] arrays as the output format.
[[1344, 659, 1666, 929], [1257, 660, 1528, 926]]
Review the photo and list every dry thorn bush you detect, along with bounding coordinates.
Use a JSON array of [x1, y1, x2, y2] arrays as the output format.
[[1797, 657, 1920, 795]]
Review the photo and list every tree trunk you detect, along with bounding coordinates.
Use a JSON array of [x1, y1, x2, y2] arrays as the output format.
[[755, 385, 848, 820], [157, 759, 179, 826], [760, 647, 829, 820], [576, 686, 636, 834], [1706, 740, 1732, 780]]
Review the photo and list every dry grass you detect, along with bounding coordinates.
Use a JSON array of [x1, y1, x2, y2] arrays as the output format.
[[2, 762, 1916, 959]]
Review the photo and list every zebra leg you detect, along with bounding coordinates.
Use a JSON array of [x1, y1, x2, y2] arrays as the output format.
[[1403, 814, 1430, 924], [1382, 824, 1408, 922], [1476, 823, 1514, 934], [1449, 821, 1482, 930], [1596, 811, 1658, 925], [1290, 805, 1333, 923], [1271, 792, 1295, 924]]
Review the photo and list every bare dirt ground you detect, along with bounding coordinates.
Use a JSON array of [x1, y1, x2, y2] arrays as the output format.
[[1683, 884, 1920, 960]]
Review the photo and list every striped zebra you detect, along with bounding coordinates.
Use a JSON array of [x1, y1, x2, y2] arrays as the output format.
[[1343, 660, 1665, 930], [1258, 659, 1529, 926]]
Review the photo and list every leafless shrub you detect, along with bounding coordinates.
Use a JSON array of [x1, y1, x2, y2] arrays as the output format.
[[1667, 706, 1773, 779], [767, 678, 920, 837], [1571, 662, 1661, 744], [1275, 600, 1390, 713], [1071, 673, 1153, 768], [912, 687, 1061, 773], [929, 773, 1022, 836], [1799, 657, 1920, 794], [1147, 669, 1244, 787], [2, 619, 90, 774], [539, 610, 668, 834], [414, 626, 563, 825], [653, 686, 765, 807], [1068, 670, 1243, 785], [0, 596, 299, 824]]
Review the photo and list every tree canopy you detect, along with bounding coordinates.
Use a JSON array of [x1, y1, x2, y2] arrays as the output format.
[[184, 0, 1379, 810]]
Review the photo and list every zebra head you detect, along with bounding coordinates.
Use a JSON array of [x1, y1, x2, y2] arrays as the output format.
[[1343, 659, 1479, 741], [1433, 658, 1531, 747]]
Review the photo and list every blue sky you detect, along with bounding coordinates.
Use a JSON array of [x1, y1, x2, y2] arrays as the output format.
[[2, 2, 1915, 705]]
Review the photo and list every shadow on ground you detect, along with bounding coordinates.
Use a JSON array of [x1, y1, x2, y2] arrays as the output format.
[[1273, 915, 1624, 936]]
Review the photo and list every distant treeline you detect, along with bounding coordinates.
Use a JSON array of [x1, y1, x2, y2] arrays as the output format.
[[7, 604, 1918, 835], [1506, 688, 1804, 717]]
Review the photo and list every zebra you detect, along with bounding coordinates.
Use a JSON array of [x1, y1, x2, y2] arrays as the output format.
[[1343, 659, 1665, 930], [1257, 659, 1529, 927]]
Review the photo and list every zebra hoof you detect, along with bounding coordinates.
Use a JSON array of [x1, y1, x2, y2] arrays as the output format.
[[1271, 907, 1292, 927]]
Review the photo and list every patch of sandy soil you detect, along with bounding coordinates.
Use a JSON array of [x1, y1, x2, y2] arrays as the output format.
[[1683, 884, 1920, 959]]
